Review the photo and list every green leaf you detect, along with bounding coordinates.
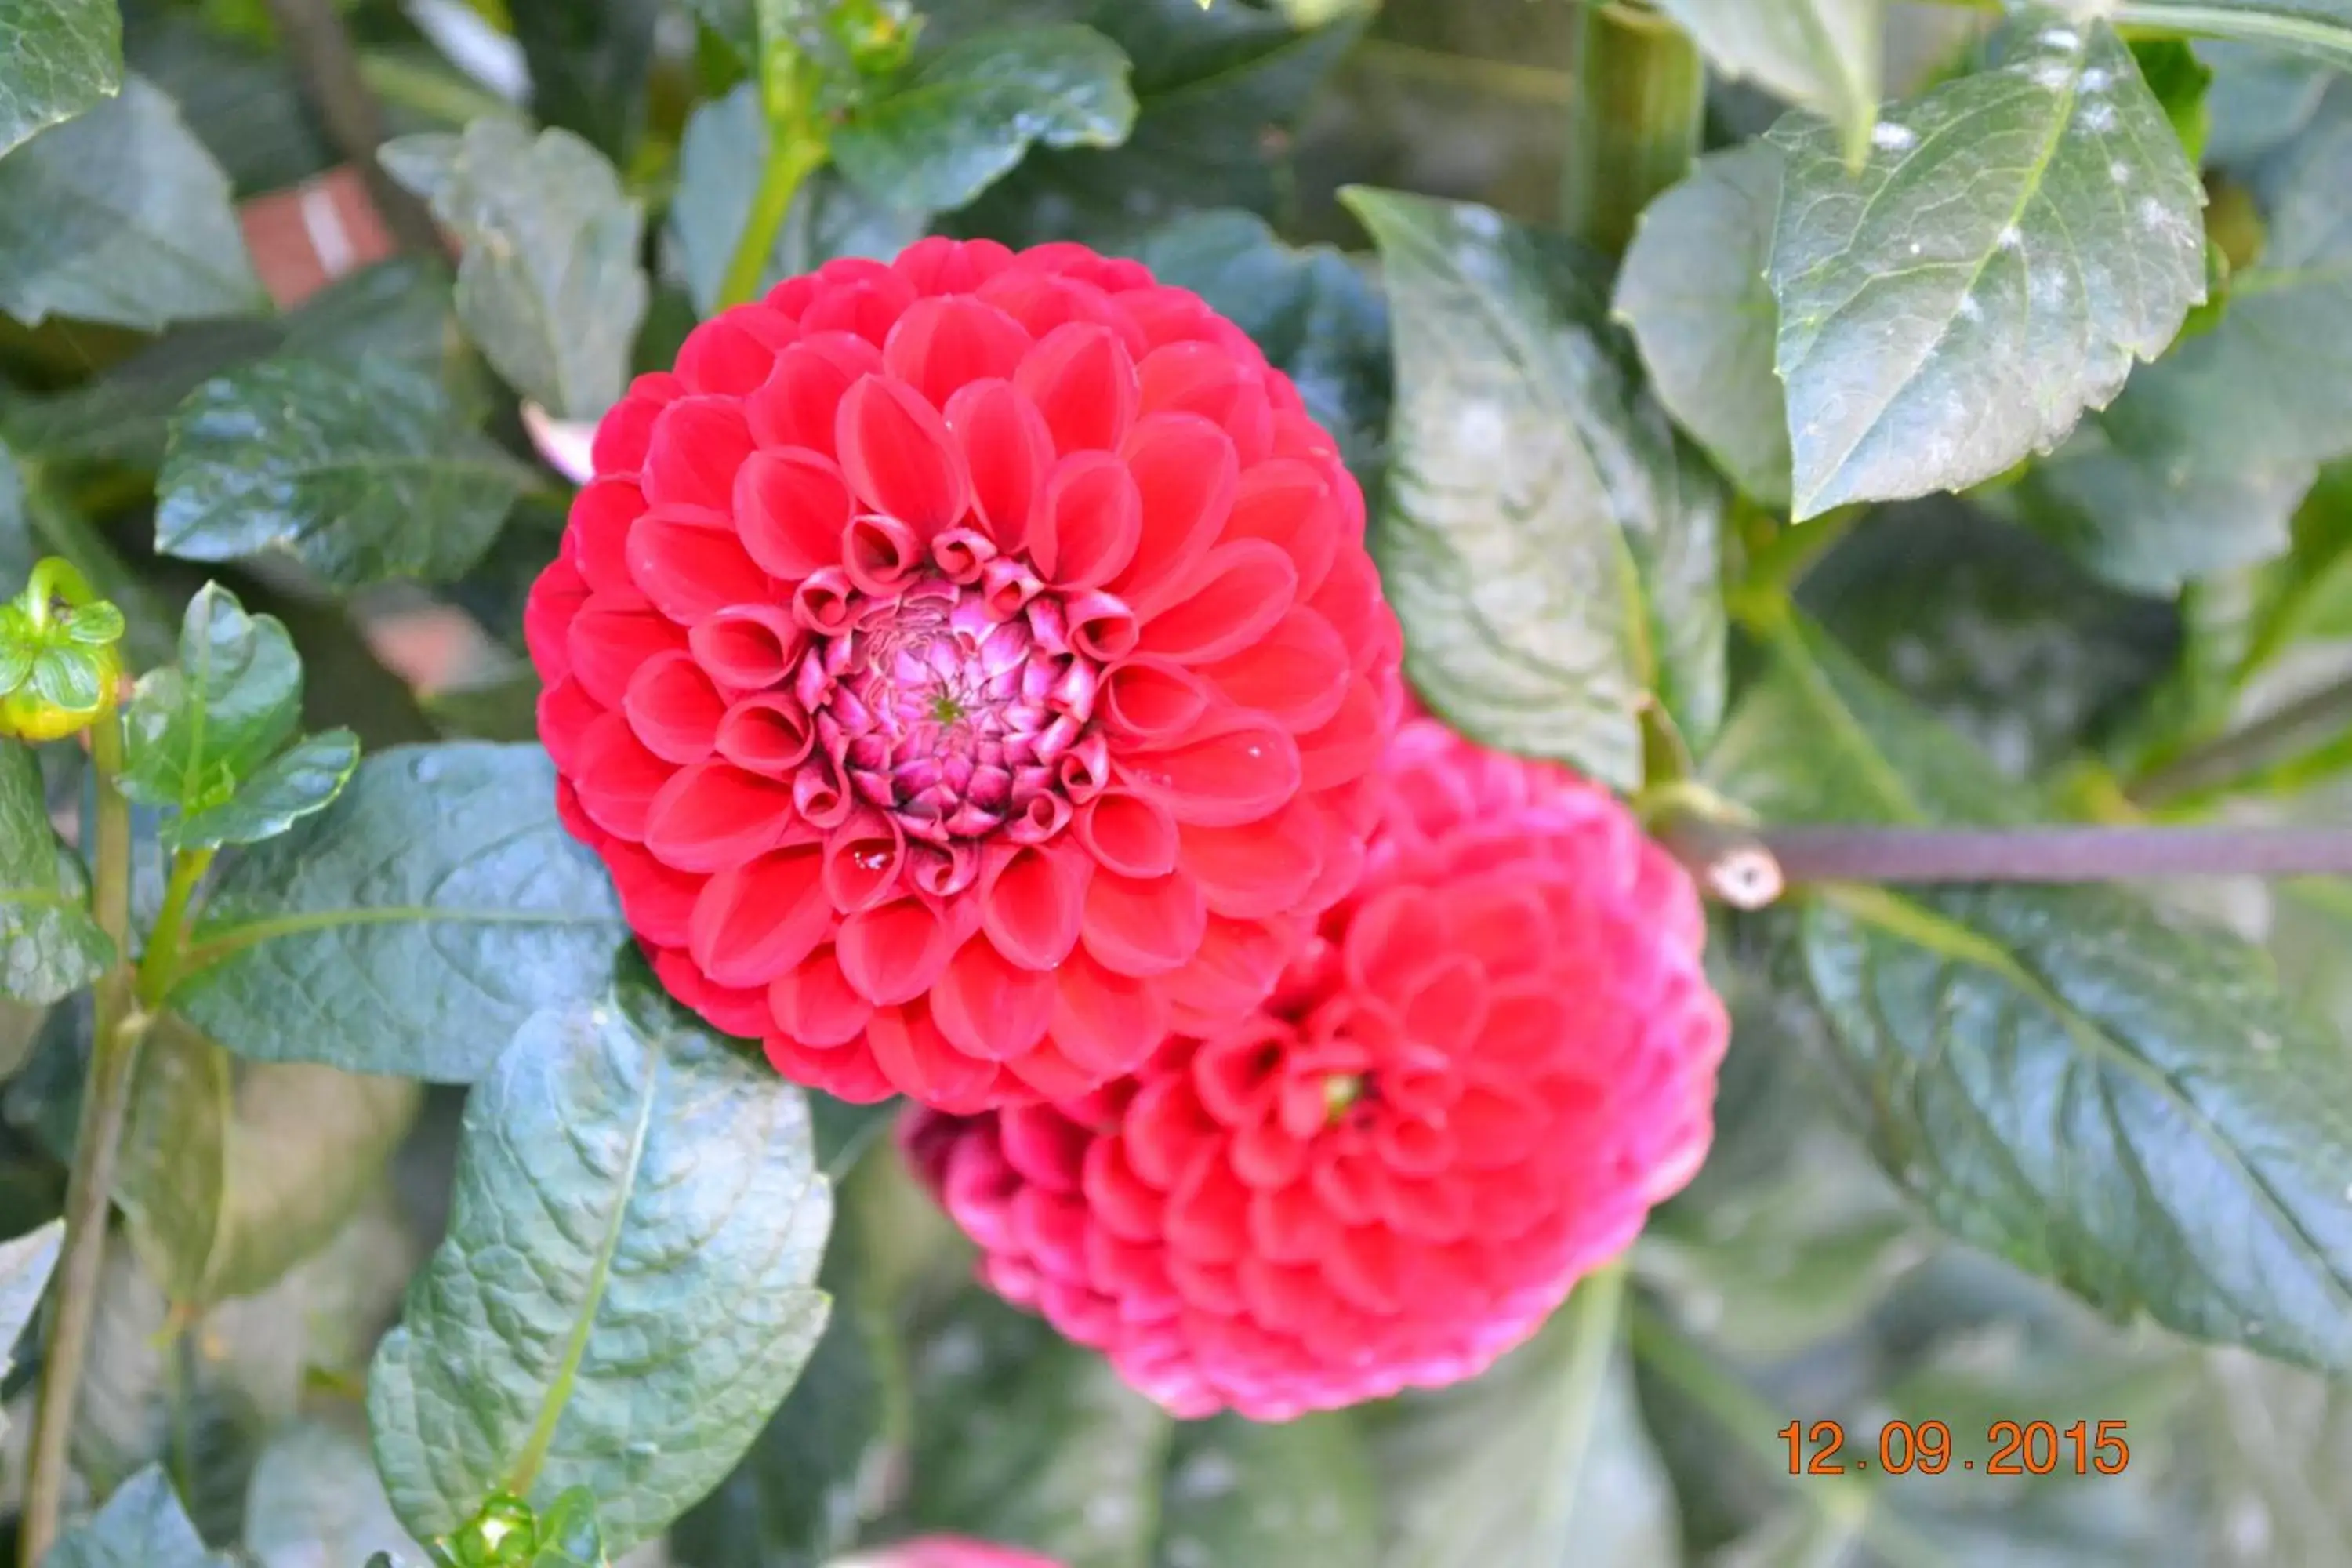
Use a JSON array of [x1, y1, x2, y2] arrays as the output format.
[[2132, 35, 2216, 162], [1613, 143, 1792, 506], [244, 1419, 427, 1568], [1344, 187, 1727, 789], [173, 729, 360, 851], [905, 1289, 1171, 1567], [0, 76, 265, 331], [368, 963, 832, 1552], [0, 1215, 62, 1388], [1158, 1414, 1380, 1567], [1650, 0, 1882, 167], [2102, 0, 2352, 70], [165, 744, 626, 1083], [1368, 1272, 1675, 1568], [670, 84, 927, 317], [961, 0, 1361, 245], [0, 0, 122, 160], [121, 584, 303, 815], [0, 740, 110, 1004], [2009, 427, 2310, 591], [1767, 15, 2207, 518], [156, 357, 535, 589], [114, 1011, 421, 1307], [1711, 619, 2352, 1376], [2203, 36, 2332, 163], [381, 122, 649, 420], [833, 24, 1135, 212], [1120, 208, 1393, 484], [510, 0, 663, 162], [49, 1465, 238, 1568]]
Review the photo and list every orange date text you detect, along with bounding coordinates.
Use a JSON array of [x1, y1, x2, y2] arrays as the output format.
[[1779, 1418, 2130, 1477]]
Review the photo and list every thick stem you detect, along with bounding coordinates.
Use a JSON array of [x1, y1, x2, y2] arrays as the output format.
[[20, 715, 146, 1566], [137, 849, 217, 1010], [260, 0, 445, 258], [717, 128, 828, 310], [1560, 2, 1705, 259], [2131, 675, 2352, 808]]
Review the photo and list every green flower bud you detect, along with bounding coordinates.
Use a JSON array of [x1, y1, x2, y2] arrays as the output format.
[[0, 561, 125, 743]]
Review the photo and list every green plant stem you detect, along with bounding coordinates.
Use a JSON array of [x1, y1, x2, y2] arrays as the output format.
[[1560, 2, 1706, 259], [137, 849, 217, 1009], [1627, 1301, 1949, 1566], [2131, 675, 2352, 809], [20, 711, 148, 1568], [717, 127, 828, 310]]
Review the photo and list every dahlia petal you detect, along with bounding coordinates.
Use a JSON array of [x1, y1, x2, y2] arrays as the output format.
[[798, 261, 918, 344], [1137, 339, 1273, 466], [980, 845, 1089, 971], [1031, 452, 1141, 588], [943, 379, 1052, 551], [570, 713, 670, 840], [1082, 1138, 1166, 1240], [627, 510, 772, 623], [768, 946, 873, 1046], [622, 651, 724, 764], [837, 376, 972, 536], [653, 946, 775, 1037], [1101, 656, 1210, 742], [689, 603, 805, 690], [1202, 608, 1351, 735], [746, 339, 873, 456], [1120, 717, 1300, 828], [977, 269, 1132, 347], [837, 897, 959, 1007], [1163, 1148, 1248, 1265], [714, 691, 816, 775], [1137, 539, 1297, 666], [676, 304, 800, 395], [933, 938, 1057, 1061], [1003, 1040, 1110, 1102], [823, 810, 906, 913], [1308, 548, 1394, 675], [569, 477, 649, 598], [1065, 589, 1139, 663], [1236, 1254, 1329, 1335], [892, 234, 1014, 294], [1047, 949, 1167, 1076], [884, 296, 1033, 412], [590, 372, 682, 474], [601, 840, 699, 949], [1190, 1023, 1286, 1125], [1110, 415, 1240, 617], [997, 1105, 1089, 1192], [688, 845, 831, 987], [643, 396, 757, 512], [736, 448, 855, 581], [565, 605, 686, 707], [1076, 791, 1181, 880], [867, 1001, 1000, 1109], [1014, 322, 1137, 453], [1081, 870, 1207, 978], [1248, 1181, 1339, 1265], [766, 1030, 895, 1102], [1160, 913, 1294, 1023], [1120, 1074, 1217, 1189], [1297, 676, 1388, 793], [1222, 459, 1339, 601], [524, 556, 589, 684], [844, 512, 926, 595], [642, 762, 797, 872], [1178, 806, 1323, 920], [1398, 955, 1490, 1057], [535, 677, 602, 776]]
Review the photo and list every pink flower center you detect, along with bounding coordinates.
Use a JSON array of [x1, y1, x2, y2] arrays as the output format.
[[795, 574, 1110, 848]]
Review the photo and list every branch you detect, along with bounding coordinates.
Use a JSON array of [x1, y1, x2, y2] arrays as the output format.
[[2131, 674, 2352, 808], [260, 0, 445, 260]]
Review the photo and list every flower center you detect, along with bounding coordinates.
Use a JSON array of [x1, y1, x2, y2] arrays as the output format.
[[797, 575, 1108, 848]]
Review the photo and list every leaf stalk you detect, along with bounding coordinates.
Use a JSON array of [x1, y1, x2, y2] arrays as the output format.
[[1560, 2, 1706, 259]]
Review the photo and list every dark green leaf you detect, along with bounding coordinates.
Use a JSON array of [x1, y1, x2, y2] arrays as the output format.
[[529, 1488, 608, 1568], [0, 446, 38, 593], [173, 729, 360, 851], [125, 9, 331, 197], [906, 1289, 1171, 1567], [2010, 428, 2310, 592], [381, 122, 648, 420], [244, 1419, 427, 1568], [49, 1465, 236, 1568], [368, 963, 832, 1551], [156, 358, 535, 589], [2202, 36, 2332, 163], [833, 24, 1135, 213], [1613, 143, 1792, 506], [1651, 0, 1881, 166], [0, 75, 265, 331], [1711, 618, 2352, 1376], [1767, 16, 2207, 517], [1369, 1277, 1675, 1568], [165, 744, 626, 1082], [0, 741, 110, 1004], [960, 0, 1361, 245], [2102, 0, 2352, 70], [2132, 36, 2215, 161], [121, 584, 303, 815], [510, 0, 663, 162], [1345, 187, 1726, 789], [1120, 209, 1392, 484], [115, 1011, 421, 1306], [0, 1216, 61, 1400], [670, 84, 927, 316], [0, 0, 121, 160], [1158, 1414, 1379, 1568]]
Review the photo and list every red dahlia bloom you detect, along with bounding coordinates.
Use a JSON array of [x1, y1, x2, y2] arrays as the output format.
[[901, 719, 1730, 1419], [528, 238, 1402, 1111], [837, 1540, 1061, 1568]]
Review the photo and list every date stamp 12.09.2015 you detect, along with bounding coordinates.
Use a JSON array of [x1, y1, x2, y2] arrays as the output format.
[[1781, 1418, 2131, 1477]]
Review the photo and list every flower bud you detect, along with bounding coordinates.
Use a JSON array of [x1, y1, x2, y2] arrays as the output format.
[[0, 561, 125, 743]]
